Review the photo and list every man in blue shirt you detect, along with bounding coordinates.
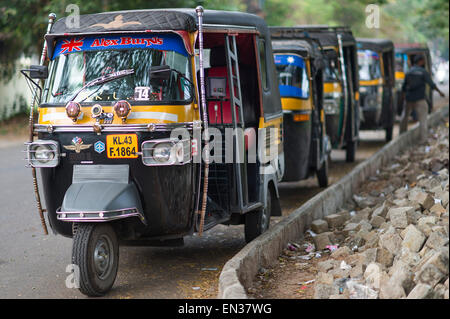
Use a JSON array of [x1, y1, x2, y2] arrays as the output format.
[[400, 55, 445, 143]]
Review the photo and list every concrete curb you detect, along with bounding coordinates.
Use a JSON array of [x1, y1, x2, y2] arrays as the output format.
[[218, 106, 449, 299]]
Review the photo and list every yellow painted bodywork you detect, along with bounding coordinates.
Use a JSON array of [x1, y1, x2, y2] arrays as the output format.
[[359, 78, 383, 86], [281, 97, 313, 112], [324, 82, 342, 94], [395, 71, 405, 81], [38, 104, 198, 125]]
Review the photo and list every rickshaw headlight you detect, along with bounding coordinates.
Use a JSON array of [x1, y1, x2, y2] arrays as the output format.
[[27, 141, 60, 167], [141, 139, 191, 166], [153, 143, 173, 163]]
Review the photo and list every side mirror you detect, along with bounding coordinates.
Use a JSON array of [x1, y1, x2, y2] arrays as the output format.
[[29, 65, 48, 79], [149, 65, 171, 82]]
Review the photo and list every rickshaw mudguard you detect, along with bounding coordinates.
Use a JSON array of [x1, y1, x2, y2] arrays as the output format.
[[58, 182, 145, 224]]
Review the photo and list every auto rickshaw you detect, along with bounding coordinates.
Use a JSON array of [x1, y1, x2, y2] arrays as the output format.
[[22, 7, 284, 296], [269, 27, 331, 186], [356, 38, 396, 141], [294, 26, 360, 162], [395, 44, 434, 115]]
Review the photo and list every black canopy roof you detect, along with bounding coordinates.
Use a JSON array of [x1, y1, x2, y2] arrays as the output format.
[[356, 38, 394, 53], [49, 9, 268, 35], [279, 26, 356, 47]]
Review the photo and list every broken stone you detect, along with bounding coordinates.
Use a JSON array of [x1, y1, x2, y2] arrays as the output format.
[[330, 246, 352, 259], [311, 219, 329, 234], [317, 260, 335, 273], [429, 203, 446, 217], [364, 263, 383, 289], [425, 230, 449, 250], [313, 233, 332, 251], [349, 207, 372, 223], [413, 192, 435, 210], [389, 207, 413, 228], [379, 227, 403, 256], [416, 264, 446, 287], [317, 272, 334, 285], [324, 214, 345, 229], [314, 283, 337, 299], [376, 248, 394, 268], [370, 215, 385, 228], [433, 283, 447, 299], [372, 202, 388, 218], [402, 225, 426, 252], [337, 210, 351, 223], [406, 284, 434, 299], [343, 223, 359, 236]]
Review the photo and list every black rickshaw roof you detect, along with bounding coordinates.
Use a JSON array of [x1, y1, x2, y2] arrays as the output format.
[[270, 27, 324, 59], [46, 9, 271, 58], [394, 44, 430, 54], [275, 25, 356, 48], [356, 38, 394, 53], [49, 9, 268, 35]]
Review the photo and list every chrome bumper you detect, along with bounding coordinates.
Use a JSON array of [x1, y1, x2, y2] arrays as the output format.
[[57, 207, 146, 225]]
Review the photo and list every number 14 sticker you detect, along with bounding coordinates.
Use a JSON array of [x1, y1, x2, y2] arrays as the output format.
[[134, 87, 151, 101]]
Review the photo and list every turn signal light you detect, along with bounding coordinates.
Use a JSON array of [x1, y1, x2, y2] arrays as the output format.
[[65, 101, 81, 122], [114, 100, 131, 123], [293, 113, 310, 122]]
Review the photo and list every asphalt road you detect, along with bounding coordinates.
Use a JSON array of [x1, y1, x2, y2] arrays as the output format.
[[0, 87, 447, 299]]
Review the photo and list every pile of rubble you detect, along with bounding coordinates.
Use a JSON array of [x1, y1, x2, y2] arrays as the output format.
[[297, 123, 449, 299]]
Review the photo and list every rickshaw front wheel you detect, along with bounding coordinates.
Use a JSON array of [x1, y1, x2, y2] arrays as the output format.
[[245, 188, 272, 243], [72, 223, 119, 297]]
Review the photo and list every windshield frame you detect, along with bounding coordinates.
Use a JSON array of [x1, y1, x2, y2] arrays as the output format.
[[274, 53, 311, 100], [42, 34, 195, 107], [358, 49, 382, 82]]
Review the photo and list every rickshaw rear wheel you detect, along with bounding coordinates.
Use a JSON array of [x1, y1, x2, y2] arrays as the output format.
[[72, 223, 119, 297], [385, 125, 393, 142], [345, 140, 356, 163], [316, 155, 329, 188], [245, 188, 272, 243]]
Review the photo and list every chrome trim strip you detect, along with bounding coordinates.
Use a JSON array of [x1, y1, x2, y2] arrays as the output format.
[[127, 111, 178, 122], [34, 122, 196, 133], [57, 207, 146, 225]]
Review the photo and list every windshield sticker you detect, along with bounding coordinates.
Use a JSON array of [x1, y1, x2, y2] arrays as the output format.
[[274, 54, 305, 69], [52, 34, 188, 59], [279, 85, 308, 99]]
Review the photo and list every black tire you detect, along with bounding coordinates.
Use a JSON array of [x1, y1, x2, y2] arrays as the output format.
[[316, 155, 329, 188], [345, 140, 356, 163], [245, 188, 272, 243], [72, 223, 119, 297], [385, 125, 393, 142]]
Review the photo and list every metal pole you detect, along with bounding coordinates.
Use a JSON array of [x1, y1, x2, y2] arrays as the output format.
[[196, 6, 209, 236], [337, 33, 349, 146], [29, 13, 56, 235]]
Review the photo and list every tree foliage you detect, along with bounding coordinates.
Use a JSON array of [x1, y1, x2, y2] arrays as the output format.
[[0, 0, 448, 80]]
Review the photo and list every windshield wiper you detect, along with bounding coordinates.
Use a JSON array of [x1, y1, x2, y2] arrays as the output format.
[[69, 69, 135, 102]]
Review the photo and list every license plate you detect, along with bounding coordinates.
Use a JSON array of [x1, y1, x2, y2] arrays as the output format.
[[106, 134, 138, 159]]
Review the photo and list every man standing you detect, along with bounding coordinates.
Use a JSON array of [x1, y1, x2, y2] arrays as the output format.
[[400, 55, 445, 143]]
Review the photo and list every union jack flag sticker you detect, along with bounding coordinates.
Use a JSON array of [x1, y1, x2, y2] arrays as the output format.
[[60, 37, 85, 54]]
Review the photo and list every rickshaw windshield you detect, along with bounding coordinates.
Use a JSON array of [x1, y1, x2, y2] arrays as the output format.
[[45, 34, 192, 104], [395, 52, 407, 73], [358, 50, 381, 81], [274, 54, 310, 99]]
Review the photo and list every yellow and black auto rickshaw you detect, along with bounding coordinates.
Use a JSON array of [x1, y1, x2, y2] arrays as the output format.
[[294, 26, 360, 162], [270, 27, 331, 187], [357, 38, 396, 141], [395, 44, 434, 115], [22, 7, 284, 296]]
